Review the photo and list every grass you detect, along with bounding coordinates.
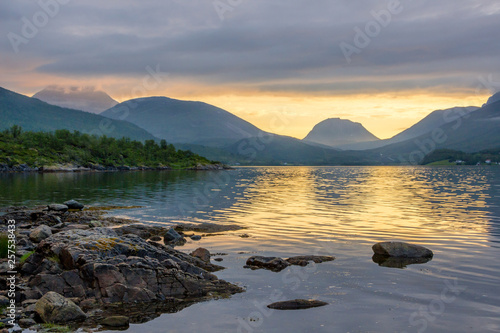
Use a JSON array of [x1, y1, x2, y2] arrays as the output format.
[[20, 250, 35, 263], [47, 254, 61, 264], [0, 233, 8, 258], [426, 159, 457, 166]]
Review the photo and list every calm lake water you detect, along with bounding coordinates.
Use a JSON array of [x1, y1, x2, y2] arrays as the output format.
[[1, 166, 500, 333]]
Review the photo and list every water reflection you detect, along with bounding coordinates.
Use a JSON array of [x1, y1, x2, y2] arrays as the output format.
[[372, 254, 433, 269]]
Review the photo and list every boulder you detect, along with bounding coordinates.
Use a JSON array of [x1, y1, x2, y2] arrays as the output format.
[[164, 228, 186, 245], [48, 204, 69, 212], [34, 292, 86, 323], [190, 248, 210, 263], [245, 256, 291, 272], [372, 242, 433, 258], [29, 225, 52, 243], [190, 235, 202, 241], [101, 315, 130, 328], [267, 299, 329, 310], [63, 200, 85, 210]]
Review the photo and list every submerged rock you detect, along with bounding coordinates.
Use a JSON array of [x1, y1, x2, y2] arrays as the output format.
[[64, 200, 85, 210], [35, 291, 87, 323], [267, 299, 329, 310], [372, 242, 433, 258], [245, 256, 291, 272], [101, 316, 130, 328], [286, 255, 335, 266]]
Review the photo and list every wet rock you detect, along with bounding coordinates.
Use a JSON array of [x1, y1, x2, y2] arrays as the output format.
[[267, 299, 329, 310], [372, 254, 433, 269], [48, 204, 69, 212], [150, 236, 162, 242], [18, 318, 36, 328], [190, 235, 202, 241], [29, 225, 52, 243], [190, 248, 210, 263], [372, 242, 433, 258], [164, 228, 186, 246], [64, 200, 85, 210], [35, 291, 87, 323], [214, 258, 223, 262], [286, 255, 335, 266], [101, 315, 130, 328], [245, 256, 291, 272]]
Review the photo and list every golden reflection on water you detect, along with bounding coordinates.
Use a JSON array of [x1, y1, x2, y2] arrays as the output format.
[[220, 167, 493, 249]]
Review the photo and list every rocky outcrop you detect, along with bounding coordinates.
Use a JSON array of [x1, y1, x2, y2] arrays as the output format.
[[23, 227, 240, 305], [267, 299, 329, 310], [372, 242, 433, 258], [35, 292, 87, 323]]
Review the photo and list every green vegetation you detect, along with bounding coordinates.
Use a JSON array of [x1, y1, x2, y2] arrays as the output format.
[[20, 250, 35, 263], [0, 233, 8, 258], [0, 127, 215, 169], [422, 148, 500, 165]]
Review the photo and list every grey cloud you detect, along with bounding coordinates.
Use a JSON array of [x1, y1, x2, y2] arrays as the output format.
[[1, 0, 500, 94]]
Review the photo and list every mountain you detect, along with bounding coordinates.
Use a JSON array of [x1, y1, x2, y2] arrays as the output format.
[[303, 118, 379, 147], [33, 86, 118, 114], [485, 91, 500, 106], [336, 107, 479, 150], [0, 87, 156, 141], [101, 97, 264, 146], [371, 100, 500, 163]]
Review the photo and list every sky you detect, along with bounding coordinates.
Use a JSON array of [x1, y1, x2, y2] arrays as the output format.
[[1, 0, 500, 139]]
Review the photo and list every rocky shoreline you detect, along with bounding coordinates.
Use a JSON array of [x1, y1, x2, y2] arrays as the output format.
[[0, 204, 243, 332], [0, 163, 232, 173]]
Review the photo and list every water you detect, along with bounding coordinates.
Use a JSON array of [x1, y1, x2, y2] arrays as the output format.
[[1, 167, 500, 332]]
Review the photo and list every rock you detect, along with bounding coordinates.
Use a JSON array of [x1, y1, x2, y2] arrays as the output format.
[[214, 258, 223, 262], [29, 225, 52, 243], [372, 242, 433, 258], [245, 256, 291, 272], [18, 318, 36, 328], [190, 235, 202, 241], [286, 255, 335, 266], [101, 316, 130, 328], [0, 296, 9, 307], [63, 200, 85, 210], [48, 204, 69, 212], [88, 220, 103, 228], [190, 248, 210, 263], [164, 227, 186, 245], [239, 234, 250, 238], [35, 292, 87, 323], [24, 228, 240, 306], [267, 299, 329, 310], [372, 255, 432, 269], [150, 236, 162, 242]]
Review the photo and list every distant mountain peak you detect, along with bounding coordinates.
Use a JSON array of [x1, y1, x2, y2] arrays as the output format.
[[485, 91, 500, 106], [303, 118, 380, 147], [32, 85, 118, 114]]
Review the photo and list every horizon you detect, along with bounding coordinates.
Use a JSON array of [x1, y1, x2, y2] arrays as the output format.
[[1, 1, 499, 139]]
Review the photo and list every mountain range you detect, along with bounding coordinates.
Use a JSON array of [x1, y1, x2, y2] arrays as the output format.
[[33, 86, 118, 114], [1, 85, 499, 166], [0, 87, 155, 141]]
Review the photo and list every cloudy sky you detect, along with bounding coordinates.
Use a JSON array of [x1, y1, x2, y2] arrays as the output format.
[[1, 0, 500, 139]]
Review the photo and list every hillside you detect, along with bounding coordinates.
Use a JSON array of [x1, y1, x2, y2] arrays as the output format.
[[0, 87, 155, 141], [101, 97, 264, 146], [0, 127, 212, 169], [303, 118, 379, 147], [33, 86, 118, 114], [336, 107, 479, 150], [371, 100, 500, 163]]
